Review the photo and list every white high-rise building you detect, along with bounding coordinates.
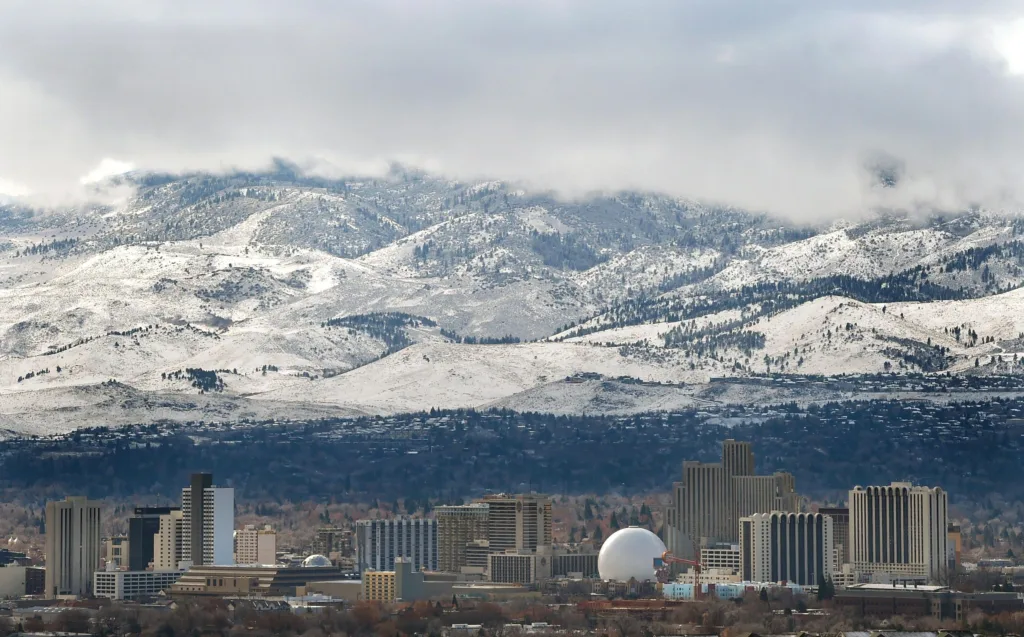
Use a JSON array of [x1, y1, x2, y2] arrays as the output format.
[[180, 473, 234, 566], [740, 512, 835, 586], [849, 482, 948, 583], [153, 509, 184, 570], [355, 518, 437, 573], [44, 496, 102, 598], [234, 525, 277, 565]]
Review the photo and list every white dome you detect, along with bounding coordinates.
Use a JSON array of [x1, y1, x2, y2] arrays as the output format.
[[598, 526, 666, 582], [302, 554, 332, 567]]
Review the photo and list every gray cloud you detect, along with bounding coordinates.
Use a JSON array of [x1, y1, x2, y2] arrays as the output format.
[[2, 0, 1024, 219]]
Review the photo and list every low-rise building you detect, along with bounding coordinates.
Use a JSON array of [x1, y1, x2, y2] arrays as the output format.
[[0, 565, 45, 597], [311, 558, 457, 603], [835, 583, 1024, 620], [831, 563, 863, 589], [489, 549, 552, 584], [94, 569, 184, 600], [551, 546, 599, 578], [362, 570, 396, 602], [700, 544, 741, 572], [675, 567, 741, 586], [169, 563, 342, 597]]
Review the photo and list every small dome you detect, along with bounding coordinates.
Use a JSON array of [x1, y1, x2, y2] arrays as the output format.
[[302, 554, 332, 567], [598, 526, 666, 582]]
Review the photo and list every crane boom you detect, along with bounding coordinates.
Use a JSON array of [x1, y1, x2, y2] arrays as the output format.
[[659, 551, 705, 600]]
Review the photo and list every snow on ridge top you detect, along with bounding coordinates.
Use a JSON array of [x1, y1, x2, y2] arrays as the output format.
[[252, 340, 682, 414], [711, 227, 954, 289]]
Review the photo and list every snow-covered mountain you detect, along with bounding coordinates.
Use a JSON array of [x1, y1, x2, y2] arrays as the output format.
[[3, 166, 1024, 432]]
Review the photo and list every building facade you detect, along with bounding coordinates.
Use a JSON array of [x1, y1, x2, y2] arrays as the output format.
[[819, 507, 850, 564], [94, 570, 184, 601], [128, 506, 179, 571], [700, 544, 741, 572], [740, 511, 835, 586], [44, 496, 102, 598], [0, 565, 45, 597], [835, 583, 1024, 620], [477, 494, 552, 554], [362, 569, 397, 602], [665, 440, 798, 559], [488, 550, 553, 584], [154, 509, 184, 570], [312, 526, 352, 557], [104, 536, 129, 569], [169, 564, 341, 597], [355, 518, 438, 573], [436, 504, 489, 573], [465, 540, 492, 570], [235, 525, 277, 565], [849, 482, 948, 582], [181, 473, 235, 566], [551, 549, 599, 578]]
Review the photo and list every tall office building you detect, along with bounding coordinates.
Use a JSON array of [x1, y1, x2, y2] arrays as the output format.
[[849, 482, 948, 582], [153, 509, 184, 570], [128, 506, 179, 571], [820, 507, 850, 564], [180, 473, 234, 566], [478, 494, 552, 554], [44, 496, 102, 598], [666, 440, 798, 559], [355, 518, 437, 573], [436, 504, 489, 572], [740, 512, 834, 586]]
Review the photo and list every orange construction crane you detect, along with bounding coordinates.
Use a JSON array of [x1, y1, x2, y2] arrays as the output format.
[[659, 550, 705, 600]]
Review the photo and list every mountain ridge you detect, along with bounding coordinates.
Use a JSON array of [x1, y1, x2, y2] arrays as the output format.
[[3, 168, 1024, 433]]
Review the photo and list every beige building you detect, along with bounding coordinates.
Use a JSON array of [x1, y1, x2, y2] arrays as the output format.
[[0, 565, 45, 597], [362, 569, 396, 602], [312, 558, 460, 603], [436, 504, 489, 573], [234, 524, 277, 565], [849, 482, 948, 583], [45, 496, 102, 598], [488, 548, 553, 584], [154, 509, 184, 570], [665, 440, 798, 558], [477, 494, 552, 554], [104, 536, 130, 569], [169, 563, 341, 597]]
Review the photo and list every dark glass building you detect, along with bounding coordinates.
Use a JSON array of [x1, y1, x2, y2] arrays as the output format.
[[128, 506, 180, 571]]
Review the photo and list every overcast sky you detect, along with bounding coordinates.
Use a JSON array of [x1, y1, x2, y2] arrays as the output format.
[[2, 0, 1024, 220]]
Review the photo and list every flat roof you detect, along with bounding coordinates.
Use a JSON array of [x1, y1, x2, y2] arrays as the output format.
[[844, 583, 948, 592]]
